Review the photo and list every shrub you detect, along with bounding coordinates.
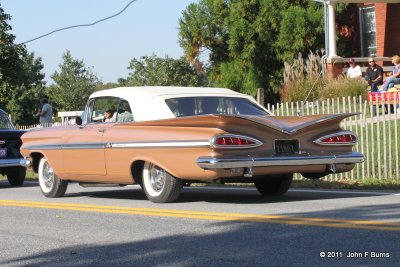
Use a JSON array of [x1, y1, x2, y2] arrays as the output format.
[[280, 78, 323, 102], [282, 51, 322, 85], [281, 50, 324, 102], [281, 51, 368, 102], [319, 75, 368, 100]]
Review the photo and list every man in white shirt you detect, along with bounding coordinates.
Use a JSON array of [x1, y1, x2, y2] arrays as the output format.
[[36, 98, 53, 127], [347, 58, 362, 78]]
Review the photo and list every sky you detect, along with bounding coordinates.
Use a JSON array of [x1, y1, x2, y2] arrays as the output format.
[[2, 0, 197, 85]]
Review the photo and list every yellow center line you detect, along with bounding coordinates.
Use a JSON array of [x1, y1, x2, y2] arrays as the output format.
[[1, 200, 399, 231]]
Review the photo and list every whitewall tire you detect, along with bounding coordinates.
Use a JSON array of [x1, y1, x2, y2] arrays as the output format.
[[38, 157, 68, 198], [142, 162, 183, 203]]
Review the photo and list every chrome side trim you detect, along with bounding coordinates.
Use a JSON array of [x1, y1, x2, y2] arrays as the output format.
[[62, 143, 105, 149], [0, 158, 31, 167], [23, 140, 211, 151], [111, 140, 210, 148], [314, 131, 358, 146], [23, 143, 105, 150], [196, 152, 364, 169]]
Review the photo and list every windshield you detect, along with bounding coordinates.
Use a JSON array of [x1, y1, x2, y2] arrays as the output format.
[[165, 97, 269, 117], [0, 112, 14, 129]]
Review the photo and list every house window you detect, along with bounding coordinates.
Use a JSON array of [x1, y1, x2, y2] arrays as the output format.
[[359, 6, 377, 57]]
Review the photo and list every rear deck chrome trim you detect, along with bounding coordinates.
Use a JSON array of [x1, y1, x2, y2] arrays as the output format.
[[196, 152, 364, 169]]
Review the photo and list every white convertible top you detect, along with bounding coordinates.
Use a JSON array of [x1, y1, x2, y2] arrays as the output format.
[[90, 86, 246, 99], [89, 86, 262, 121]]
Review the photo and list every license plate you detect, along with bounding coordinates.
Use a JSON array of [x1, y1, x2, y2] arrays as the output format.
[[274, 140, 299, 155], [0, 148, 7, 158]]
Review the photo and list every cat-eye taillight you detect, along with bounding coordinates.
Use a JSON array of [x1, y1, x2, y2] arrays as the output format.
[[314, 132, 357, 146], [211, 134, 262, 148]]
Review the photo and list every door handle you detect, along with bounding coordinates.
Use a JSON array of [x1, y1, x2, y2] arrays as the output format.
[[97, 128, 106, 133]]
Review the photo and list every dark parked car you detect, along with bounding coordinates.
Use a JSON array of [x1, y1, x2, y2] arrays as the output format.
[[0, 109, 30, 186]]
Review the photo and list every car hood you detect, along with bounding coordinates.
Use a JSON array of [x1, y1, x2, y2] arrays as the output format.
[[0, 129, 26, 139]]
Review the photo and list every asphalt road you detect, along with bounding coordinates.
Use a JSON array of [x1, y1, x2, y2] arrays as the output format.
[[1, 180, 399, 267]]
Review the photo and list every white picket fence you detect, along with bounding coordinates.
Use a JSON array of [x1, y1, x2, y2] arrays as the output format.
[[267, 95, 399, 180], [17, 94, 399, 180]]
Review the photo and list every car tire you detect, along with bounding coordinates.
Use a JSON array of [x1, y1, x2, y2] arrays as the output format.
[[254, 174, 293, 196], [38, 157, 68, 198], [142, 162, 183, 203], [7, 167, 26, 186]]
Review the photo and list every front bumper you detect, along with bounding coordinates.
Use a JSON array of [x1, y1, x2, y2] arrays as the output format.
[[0, 158, 31, 168], [196, 152, 364, 169]]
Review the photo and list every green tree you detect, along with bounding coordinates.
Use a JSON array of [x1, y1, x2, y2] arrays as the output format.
[[178, 0, 229, 70], [0, 4, 20, 95], [48, 50, 99, 111], [95, 82, 119, 91], [179, 0, 329, 101], [8, 50, 46, 125], [0, 4, 45, 124], [122, 54, 206, 87]]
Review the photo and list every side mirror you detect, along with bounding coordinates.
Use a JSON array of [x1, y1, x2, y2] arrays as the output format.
[[75, 117, 82, 126]]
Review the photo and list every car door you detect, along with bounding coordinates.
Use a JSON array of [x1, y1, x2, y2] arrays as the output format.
[[103, 98, 135, 182], [62, 97, 119, 178]]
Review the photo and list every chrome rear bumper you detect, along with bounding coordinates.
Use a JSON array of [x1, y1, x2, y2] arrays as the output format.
[[196, 152, 364, 169], [0, 158, 31, 168]]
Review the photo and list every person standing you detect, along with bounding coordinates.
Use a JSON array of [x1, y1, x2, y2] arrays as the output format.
[[36, 98, 53, 127], [365, 58, 383, 92], [346, 58, 362, 78], [380, 55, 400, 91]]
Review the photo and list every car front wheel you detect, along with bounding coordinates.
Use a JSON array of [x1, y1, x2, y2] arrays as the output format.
[[7, 166, 26, 186], [142, 162, 183, 203], [38, 157, 68, 198], [254, 174, 293, 196]]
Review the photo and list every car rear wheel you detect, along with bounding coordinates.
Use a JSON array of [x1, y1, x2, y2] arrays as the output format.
[[38, 157, 68, 198], [254, 174, 293, 196], [142, 162, 183, 203], [7, 167, 26, 186]]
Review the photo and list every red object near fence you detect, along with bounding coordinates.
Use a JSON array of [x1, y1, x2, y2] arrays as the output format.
[[368, 91, 400, 105]]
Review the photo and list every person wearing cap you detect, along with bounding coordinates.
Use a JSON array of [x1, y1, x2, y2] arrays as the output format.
[[380, 55, 400, 92], [365, 57, 383, 92], [346, 58, 362, 78]]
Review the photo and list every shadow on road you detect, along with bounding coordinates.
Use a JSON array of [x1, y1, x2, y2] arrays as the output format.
[[62, 185, 395, 205], [1, 206, 399, 267], [0, 180, 38, 189]]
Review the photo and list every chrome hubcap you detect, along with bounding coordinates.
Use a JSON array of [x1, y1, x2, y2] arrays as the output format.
[[149, 165, 165, 192], [42, 162, 54, 189]]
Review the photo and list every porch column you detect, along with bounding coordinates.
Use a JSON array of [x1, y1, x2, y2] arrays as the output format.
[[327, 1, 337, 57]]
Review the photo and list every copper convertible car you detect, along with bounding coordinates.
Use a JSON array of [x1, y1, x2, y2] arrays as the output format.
[[21, 87, 364, 203]]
